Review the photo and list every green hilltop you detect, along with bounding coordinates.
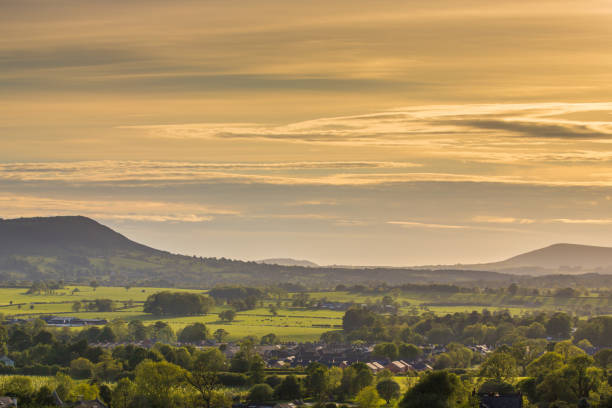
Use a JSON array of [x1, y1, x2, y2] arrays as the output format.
[[0, 216, 516, 288]]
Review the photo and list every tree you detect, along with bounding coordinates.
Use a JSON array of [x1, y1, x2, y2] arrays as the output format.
[[269, 304, 278, 316], [98, 326, 117, 342], [480, 352, 518, 382], [0, 376, 34, 403], [219, 309, 236, 322], [186, 351, 225, 408], [260, 333, 278, 345], [134, 360, 187, 408], [112, 378, 135, 408], [178, 323, 209, 343], [400, 371, 466, 408], [276, 375, 302, 400], [554, 340, 586, 362], [144, 291, 214, 316], [247, 384, 274, 403], [546, 312, 572, 339], [90, 280, 99, 292], [128, 320, 147, 341], [564, 355, 603, 400], [376, 379, 400, 404], [594, 348, 612, 369], [70, 357, 95, 379], [343, 307, 378, 332], [356, 386, 384, 408], [527, 352, 565, 377], [213, 328, 229, 342], [305, 362, 329, 400], [72, 301, 82, 313], [526, 322, 546, 338], [373, 342, 399, 360], [399, 343, 421, 361]]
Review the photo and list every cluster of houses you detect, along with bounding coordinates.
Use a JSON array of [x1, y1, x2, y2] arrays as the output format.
[[249, 342, 450, 373], [365, 359, 432, 374]]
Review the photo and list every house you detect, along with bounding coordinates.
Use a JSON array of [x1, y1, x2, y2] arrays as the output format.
[[366, 362, 384, 373], [0, 356, 15, 367], [52, 390, 108, 408], [0, 397, 18, 407], [479, 393, 523, 408], [411, 361, 433, 371], [386, 360, 410, 374]]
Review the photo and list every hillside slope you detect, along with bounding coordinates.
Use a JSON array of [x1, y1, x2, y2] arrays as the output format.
[[498, 243, 612, 269], [427, 243, 612, 275], [0, 216, 161, 256], [0, 216, 512, 287]]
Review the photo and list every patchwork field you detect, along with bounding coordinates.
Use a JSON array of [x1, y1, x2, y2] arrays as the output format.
[[1, 286, 610, 342]]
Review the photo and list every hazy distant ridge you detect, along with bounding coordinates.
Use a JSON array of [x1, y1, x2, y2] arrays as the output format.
[[258, 258, 319, 267]]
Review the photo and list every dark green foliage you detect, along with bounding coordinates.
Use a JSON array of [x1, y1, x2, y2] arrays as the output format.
[[342, 307, 378, 332], [218, 309, 236, 322], [265, 375, 282, 388], [376, 379, 400, 403], [275, 374, 302, 400], [546, 312, 572, 339], [574, 316, 612, 347], [144, 291, 214, 315], [178, 323, 209, 343], [247, 383, 274, 403], [218, 372, 248, 387], [400, 371, 464, 408]]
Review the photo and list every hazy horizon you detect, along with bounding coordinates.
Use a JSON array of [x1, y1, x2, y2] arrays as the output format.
[[2, 1, 612, 265]]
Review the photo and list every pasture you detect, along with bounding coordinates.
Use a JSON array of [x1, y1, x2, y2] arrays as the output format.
[[1, 285, 610, 342]]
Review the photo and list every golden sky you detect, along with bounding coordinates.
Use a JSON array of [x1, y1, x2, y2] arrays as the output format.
[[1, 0, 612, 265]]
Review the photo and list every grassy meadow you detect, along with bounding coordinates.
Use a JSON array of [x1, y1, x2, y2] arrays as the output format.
[[0, 285, 610, 342]]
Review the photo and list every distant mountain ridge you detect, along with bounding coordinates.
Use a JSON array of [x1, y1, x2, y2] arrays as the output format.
[[0, 215, 517, 287], [424, 243, 612, 275], [498, 243, 612, 269], [258, 258, 319, 267], [1, 216, 611, 287]]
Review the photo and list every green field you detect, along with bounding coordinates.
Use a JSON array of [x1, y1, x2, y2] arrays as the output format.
[[1, 286, 610, 342], [0, 286, 345, 342]]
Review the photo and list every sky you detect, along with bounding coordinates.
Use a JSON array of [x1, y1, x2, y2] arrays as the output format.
[[1, 0, 612, 265]]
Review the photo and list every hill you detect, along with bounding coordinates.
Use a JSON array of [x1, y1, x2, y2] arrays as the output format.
[[497, 243, 612, 269], [0, 216, 161, 256], [425, 243, 612, 275], [0, 216, 514, 288]]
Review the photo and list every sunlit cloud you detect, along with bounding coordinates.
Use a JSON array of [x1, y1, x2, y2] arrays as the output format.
[[472, 216, 535, 224], [551, 218, 612, 225], [122, 103, 612, 144], [0, 193, 237, 223], [387, 221, 467, 229]]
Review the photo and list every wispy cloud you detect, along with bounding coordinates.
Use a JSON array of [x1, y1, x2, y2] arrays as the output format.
[[0, 193, 237, 223], [387, 221, 467, 229], [472, 216, 535, 224], [3, 160, 612, 187], [123, 103, 612, 144], [551, 218, 612, 225]]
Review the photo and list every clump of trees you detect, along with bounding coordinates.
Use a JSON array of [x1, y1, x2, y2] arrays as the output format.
[[208, 286, 264, 311], [143, 291, 214, 316]]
